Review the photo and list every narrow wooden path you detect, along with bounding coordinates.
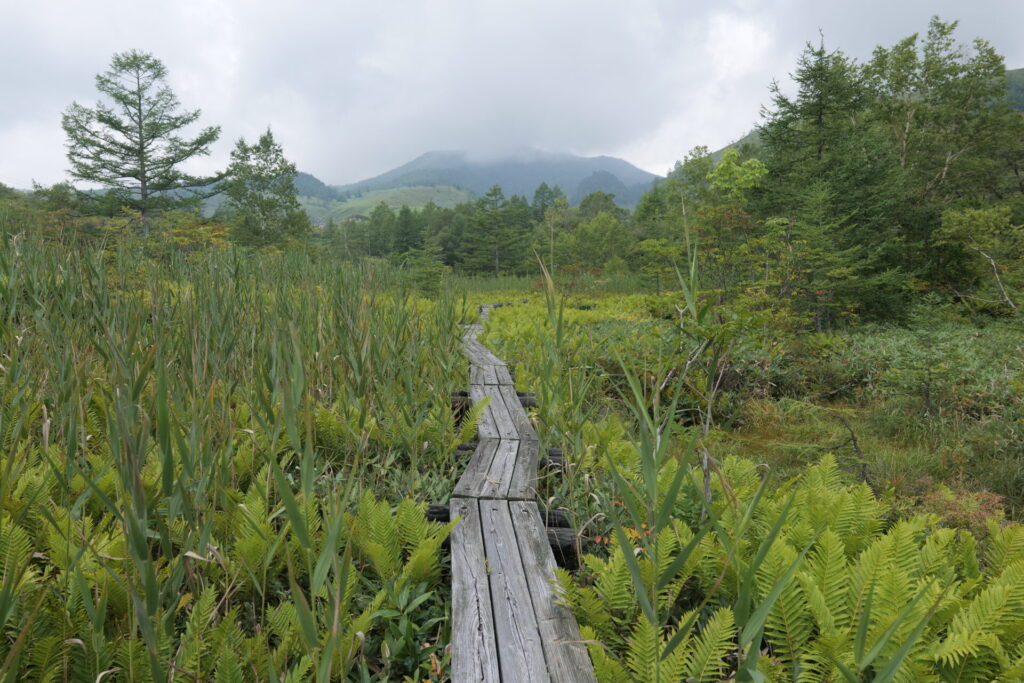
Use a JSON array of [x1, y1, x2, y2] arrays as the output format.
[[450, 305, 596, 682]]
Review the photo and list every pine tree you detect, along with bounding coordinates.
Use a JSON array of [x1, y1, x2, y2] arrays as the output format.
[[61, 50, 220, 229], [758, 40, 906, 317]]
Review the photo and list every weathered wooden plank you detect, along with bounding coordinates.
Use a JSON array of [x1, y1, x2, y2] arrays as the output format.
[[483, 386, 519, 441], [478, 438, 520, 499], [470, 365, 487, 386], [425, 504, 572, 530], [498, 384, 538, 442], [479, 364, 499, 385], [465, 341, 506, 366], [494, 365, 515, 386], [508, 437, 539, 501], [450, 498, 501, 682], [479, 499, 550, 682], [510, 501, 596, 682], [464, 340, 499, 366], [454, 439, 501, 498], [469, 385, 500, 440]]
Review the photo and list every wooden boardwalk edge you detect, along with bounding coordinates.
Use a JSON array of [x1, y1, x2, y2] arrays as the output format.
[[450, 304, 596, 682]]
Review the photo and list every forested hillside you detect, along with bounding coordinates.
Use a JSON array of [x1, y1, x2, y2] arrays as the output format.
[[334, 148, 658, 205], [320, 18, 1022, 323]]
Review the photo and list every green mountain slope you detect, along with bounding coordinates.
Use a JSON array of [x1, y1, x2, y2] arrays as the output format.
[[333, 148, 660, 207], [294, 172, 341, 201], [300, 185, 473, 223]]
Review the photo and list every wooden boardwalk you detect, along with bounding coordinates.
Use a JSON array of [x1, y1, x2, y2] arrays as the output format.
[[450, 305, 596, 682]]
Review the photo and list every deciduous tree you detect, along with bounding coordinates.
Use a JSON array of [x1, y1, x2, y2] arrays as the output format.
[[220, 128, 310, 244]]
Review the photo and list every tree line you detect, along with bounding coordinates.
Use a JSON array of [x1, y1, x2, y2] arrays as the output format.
[[6, 17, 1024, 325], [326, 17, 1023, 323]]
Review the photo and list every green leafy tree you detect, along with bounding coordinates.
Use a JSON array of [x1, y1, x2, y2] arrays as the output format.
[[696, 149, 768, 298], [937, 205, 1022, 312], [578, 190, 626, 221], [574, 211, 631, 268], [61, 50, 221, 229], [532, 197, 577, 273], [864, 17, 1014, 202], [863, 17, 1023, 294], [221, 128, 310, 244]]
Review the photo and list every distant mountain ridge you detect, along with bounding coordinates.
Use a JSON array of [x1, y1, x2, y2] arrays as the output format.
[[332, 149, 660, 207]]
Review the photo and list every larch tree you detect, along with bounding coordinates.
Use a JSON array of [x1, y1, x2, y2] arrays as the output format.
[[62, 50, 220, 229]]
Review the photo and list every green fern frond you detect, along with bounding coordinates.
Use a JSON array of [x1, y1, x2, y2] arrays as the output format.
[[625, 618, 661, 682], [987, 523, 1024, 574], [394, 498, 430, 553], [804, 529, 848, 630], [594, 552, 637, 616], [458, 395, 491, 443], [352, 492, 400, 580], [580, 625, 631, 683], [214, 649, 244, 683], [761, 544, 812, 664], [801, 453, 842, 492], [684, 607, 735, 682]]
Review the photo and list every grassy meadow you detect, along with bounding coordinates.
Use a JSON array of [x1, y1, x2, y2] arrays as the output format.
[[474, 281, 1024, 680], [3, 212, 1024, 681], [0, 226, 480, 680]]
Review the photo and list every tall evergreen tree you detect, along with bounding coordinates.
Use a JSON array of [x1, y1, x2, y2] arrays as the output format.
[[758, 39, 905, 316], [61, 50, 220, 228], [531, 182, 566, 221], [392, 205, 423, 254], [366, 203, 396, 256], [461, 186, 514, 275]]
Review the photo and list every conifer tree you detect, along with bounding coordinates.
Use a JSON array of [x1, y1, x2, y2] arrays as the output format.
[[62, 50, 220, 228]]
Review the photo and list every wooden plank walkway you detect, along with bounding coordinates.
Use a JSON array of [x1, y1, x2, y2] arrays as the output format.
[[450, 305, 596, 682]]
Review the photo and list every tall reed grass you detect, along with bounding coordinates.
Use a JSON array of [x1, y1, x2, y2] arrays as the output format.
[[0, 227, 467, 680]]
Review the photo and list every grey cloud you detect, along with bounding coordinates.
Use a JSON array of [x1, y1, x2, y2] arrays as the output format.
[[2, 0, 1022, 189]]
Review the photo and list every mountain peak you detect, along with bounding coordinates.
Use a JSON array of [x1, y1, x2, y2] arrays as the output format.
[[334, 148, 660, 206]]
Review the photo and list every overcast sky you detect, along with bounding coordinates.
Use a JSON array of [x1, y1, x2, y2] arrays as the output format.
[[2, 1, 1022, 189]]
